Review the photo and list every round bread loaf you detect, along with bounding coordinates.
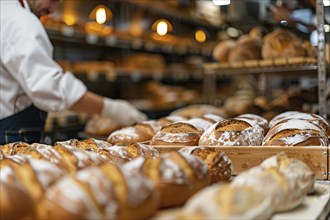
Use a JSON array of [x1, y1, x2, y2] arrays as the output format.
[[84, 115, 122, 137], [262, 29, 305, 59], [199, 118, 264, 146], [212, 40, 236, 62], [107, 126, 153, 146], [269, 111, 330, 138], [157, 115, 187, 127], [262, 119, 329, 146], [124, 151, 210, 208], [178, 146, 232, 183], [228, 35, 262, 62], [151, 118, 213, 146], [235, 113, 269, 134], [42, 163, 159, 219]]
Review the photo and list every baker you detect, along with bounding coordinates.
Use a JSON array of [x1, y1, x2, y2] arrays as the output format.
[[0, 0, 147, 144]]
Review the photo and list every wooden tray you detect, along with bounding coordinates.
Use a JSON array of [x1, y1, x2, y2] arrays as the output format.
[[153, 146, 329, 180]]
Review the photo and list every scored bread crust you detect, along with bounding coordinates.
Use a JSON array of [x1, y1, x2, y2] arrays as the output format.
[[179, 146, 232, 184], [199, 119, 264, 146], [124, 151, 210, 208]]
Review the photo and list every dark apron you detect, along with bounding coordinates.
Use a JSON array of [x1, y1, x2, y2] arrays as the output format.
[[0, 105, 47, 144]]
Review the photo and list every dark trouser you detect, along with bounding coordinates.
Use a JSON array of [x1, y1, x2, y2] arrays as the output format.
[[0, 105, 47, 145]]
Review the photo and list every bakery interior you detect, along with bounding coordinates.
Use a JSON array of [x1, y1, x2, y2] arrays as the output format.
[[1, 0, 330, 220]]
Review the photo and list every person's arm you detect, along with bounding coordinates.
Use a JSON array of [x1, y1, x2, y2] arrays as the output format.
[[269, 5, 316, 33], [69, 91, 147, 126], [69, 91, 104, 115]]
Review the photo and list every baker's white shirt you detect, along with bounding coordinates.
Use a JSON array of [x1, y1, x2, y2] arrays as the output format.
[[0, 0, 87, 120]]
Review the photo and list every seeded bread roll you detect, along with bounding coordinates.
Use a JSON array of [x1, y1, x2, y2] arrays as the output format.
[[183, 184, 273, 219], [262, 29, 305, 59], [42, 163, 159, 220], [231, 166, 305, 211], [179, 146, 232, 184], [170, 104, 226, 119], [151, 118, 213, 146], [198, 118, 264, 146], [262, 119, 329, 146], [124, 151, 210, 208], [260, 153, 314, 194]]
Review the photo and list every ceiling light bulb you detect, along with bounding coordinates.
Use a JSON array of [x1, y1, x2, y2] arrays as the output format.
[[212, 0, 231, 6], [195, 29, 207, 43], [157, 21, 168, 36], [96, 7, 107, 24]]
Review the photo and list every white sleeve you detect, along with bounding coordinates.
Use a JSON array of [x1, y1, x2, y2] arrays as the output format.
[[1, 13, 87, 112]]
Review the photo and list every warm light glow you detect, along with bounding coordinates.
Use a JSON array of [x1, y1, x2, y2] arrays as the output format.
[[324, 0, 330, 7], [89, 5, 112, 24], [96, 7, 107, 24], [157, 21, 168, 36], [152, 19, 173, 36], [63, 14, 76, 26], [212, 0, 231, 6], [325, 24, 330, 33], [195, 29, 207, 43]]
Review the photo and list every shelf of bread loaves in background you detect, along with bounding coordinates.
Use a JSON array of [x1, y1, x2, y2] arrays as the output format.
[[208, 28, 328, 76], [1, 137, 329, 219], [84, 104, 330, 180]]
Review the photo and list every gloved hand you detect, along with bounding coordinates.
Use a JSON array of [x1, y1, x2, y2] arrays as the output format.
[[101, 98, 147, 126]]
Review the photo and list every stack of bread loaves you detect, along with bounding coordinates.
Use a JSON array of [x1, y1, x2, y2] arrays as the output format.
[[155, 153, 314, 219]]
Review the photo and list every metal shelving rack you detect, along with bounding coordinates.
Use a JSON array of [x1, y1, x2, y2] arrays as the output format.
[[203, 0, 328, 121]]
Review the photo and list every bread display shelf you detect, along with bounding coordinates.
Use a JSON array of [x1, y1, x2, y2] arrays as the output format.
[[203, 57, 318, 76], [153, 145, 329, 180]]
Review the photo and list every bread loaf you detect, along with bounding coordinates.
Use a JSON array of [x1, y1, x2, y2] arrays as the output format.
[[151, 118, 213, 146], [124, 151, 210, 208], [262, 119, 329, 146], [107, 124, 154, 146], [0, 181, 35, 220], [228, 35, 262, 62], [182, 184, 273, 219], [84, 115, 122, 137], [201, 113, 224, 124], [42, 163, 159, 219], [231, 166, 305, 211], [178, 146, 232, 183], [262, 29, 305, 59], [269, 111, 330, 138], [198, 118, 264, 146], [235, 113, 269, 134], [212, 40, 236, 62], [260, 153, 314, 194]]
